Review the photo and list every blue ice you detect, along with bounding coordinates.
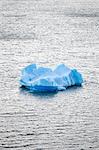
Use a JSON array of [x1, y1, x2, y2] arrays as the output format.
[[20, 64, 83, 92]]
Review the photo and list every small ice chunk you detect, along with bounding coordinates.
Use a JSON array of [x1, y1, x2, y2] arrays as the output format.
[[20, 64, 83, 92]]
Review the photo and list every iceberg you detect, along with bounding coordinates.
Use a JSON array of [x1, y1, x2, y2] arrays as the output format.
[[20, 64, 83, 92]]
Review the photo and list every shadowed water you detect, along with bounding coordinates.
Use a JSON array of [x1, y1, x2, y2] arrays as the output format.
[[0, 0, 99, 149]]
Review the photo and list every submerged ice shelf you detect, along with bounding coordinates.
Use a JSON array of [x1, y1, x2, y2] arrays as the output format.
[[20, 64, 83, 92]]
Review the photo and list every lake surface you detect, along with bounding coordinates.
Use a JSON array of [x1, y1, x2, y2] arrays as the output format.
[[0, 0, 99, 149]]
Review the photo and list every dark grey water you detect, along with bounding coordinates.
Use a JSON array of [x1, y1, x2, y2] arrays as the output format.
[[0, 0, 99, 149]]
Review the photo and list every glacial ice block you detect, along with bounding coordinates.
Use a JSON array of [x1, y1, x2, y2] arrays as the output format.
[[20, 64, 83, 92]]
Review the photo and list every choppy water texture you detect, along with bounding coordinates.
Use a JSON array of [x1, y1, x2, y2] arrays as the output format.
[[0, 0, 99, 149]]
